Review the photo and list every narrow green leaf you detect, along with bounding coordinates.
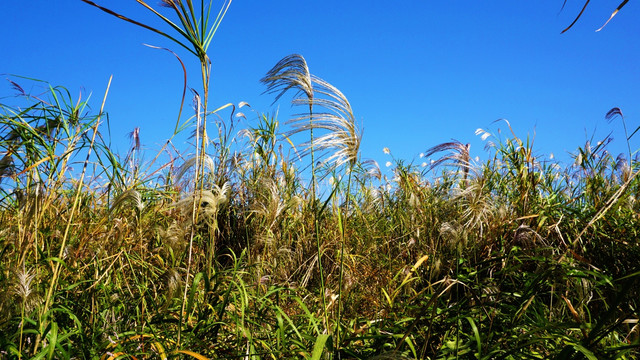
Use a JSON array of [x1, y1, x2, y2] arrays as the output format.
[[310, 334, 330, 360], [186, 272, 204, 315], [46, 321, 58, 360], [466, 316, 482, 356]]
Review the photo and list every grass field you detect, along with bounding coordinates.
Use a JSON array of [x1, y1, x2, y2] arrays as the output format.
[[1, 1, 639, 359]]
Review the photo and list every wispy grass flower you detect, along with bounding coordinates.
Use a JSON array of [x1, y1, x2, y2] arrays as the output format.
[[289, 76, 361, 172], [424, 140, 471, 180], [261, 54, 319, 200], [261, 54, 313, 105]]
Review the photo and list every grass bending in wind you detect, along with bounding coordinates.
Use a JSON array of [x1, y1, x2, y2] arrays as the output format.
[[2, 70, 640, 359]]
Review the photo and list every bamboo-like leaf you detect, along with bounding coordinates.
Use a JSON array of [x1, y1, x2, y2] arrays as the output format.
[[143, 44, 188, 134], [561, 0, 629, 33], [203, 1, 232, 50], [135, 0, 200, 53], [561, 0, 591, 33], [465, 317, 482, 355], [596, 0, 629, 32], [80, 0, 196, 56]]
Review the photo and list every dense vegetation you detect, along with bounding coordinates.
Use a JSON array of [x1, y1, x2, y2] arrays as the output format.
[[1, 1, 639, 359]]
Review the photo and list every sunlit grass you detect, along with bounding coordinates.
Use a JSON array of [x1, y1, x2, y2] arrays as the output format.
[[1, 70, 638, 359], [1, 1, 639, 357]]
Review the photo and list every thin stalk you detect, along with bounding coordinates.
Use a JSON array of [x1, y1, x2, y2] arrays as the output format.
[[179, 90, 202, 346], [309, 102, 329, 332], [309, 102, 316, 204], [197, 55, 210, 190], [335, 167, 353, 350], [315, 215, 329, 331]]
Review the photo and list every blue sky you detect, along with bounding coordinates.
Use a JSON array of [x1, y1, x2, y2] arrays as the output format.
[[3, 1, 640, 174]]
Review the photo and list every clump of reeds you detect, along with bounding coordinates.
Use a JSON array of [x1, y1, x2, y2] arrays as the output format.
[[1, 2, 639, 358]]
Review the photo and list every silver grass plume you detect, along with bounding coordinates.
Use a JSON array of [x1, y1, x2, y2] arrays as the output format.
[[424, 140, 471, 180], [1, 268, 41, 319], [14, 268, 36, 307], [157, 267, 182, 309], [288, 75, 361, 171], [110, 188, 144, 214], [250, 177, 286, 232], [451, 175, 494, 239], [261, 54, 313, 105], [439, 221, 467, 252], [159, 221, 188, 254], [173, 182, 230, 228], [174, 154, 215, 184], [261, 54, 318, 197]]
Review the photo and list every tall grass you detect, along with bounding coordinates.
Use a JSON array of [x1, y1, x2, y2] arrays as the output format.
[[1, 3, 639, 359], [2, 72, 638, 358]]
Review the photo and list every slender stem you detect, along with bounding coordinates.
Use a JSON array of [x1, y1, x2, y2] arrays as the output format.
[[307, 100, 329, 332], [335, 166, 353, 350], [309, 103, 316, 203], [198, 56, 210, 190], [179, 113, 199, 347], [180, 42, 211, 349], [315, 217, 328, 330]]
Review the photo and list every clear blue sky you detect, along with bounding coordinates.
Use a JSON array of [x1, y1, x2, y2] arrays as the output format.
[[3, 1, 640, 173]]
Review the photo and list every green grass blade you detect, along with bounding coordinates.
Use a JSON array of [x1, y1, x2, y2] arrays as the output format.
[[310, 334, 330, 360]]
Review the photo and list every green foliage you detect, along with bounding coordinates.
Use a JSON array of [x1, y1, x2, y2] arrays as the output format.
[[2, 3, 639, 357], [2, 74, 638, 359]]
